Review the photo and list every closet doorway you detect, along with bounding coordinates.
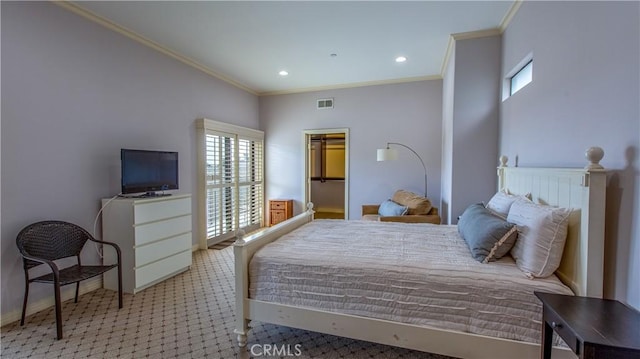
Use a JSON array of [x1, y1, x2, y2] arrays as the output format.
[[303, 129, 349, 219]]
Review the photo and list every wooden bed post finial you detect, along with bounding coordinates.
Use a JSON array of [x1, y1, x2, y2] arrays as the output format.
[[234, 229, 247, 245], [499, 155, 508, 168], [585, 146, 605, 170], [497, 156, 508, 191]]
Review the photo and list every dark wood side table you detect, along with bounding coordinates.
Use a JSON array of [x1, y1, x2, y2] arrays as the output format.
[[535, 291, 640, 359]]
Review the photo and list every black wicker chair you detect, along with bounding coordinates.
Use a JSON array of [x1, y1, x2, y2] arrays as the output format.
[[16, 220, 123, 339]]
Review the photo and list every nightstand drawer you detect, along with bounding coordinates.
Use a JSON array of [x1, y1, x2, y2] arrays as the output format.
[[271, 201, 286, 210], [544, 309, 579, 353]]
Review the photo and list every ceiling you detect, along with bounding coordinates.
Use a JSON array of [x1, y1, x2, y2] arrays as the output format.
[[68, 1, 516, 95]]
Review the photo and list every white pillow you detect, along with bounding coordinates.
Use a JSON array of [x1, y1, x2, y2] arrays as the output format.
[[507, 198, 571, 278], [486, 190, 519, 219]]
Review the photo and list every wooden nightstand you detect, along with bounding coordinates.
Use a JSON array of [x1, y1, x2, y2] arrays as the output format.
[[535, 291, 640, 359], [269, 199, 293, 226]]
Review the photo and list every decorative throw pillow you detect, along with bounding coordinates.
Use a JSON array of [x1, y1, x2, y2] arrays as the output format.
[[486, 190, 518, 219], [391, 190, 432, 215], [457, 203, 518, 263], [378, 199, 408, 217], [507, 198, 571, 278], [486, 189, 532, 219]]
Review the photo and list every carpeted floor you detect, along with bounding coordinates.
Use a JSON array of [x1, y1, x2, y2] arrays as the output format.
[[1, 247, 456, 358]]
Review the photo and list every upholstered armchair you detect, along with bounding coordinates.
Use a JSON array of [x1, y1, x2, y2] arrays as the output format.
[[361, 190, 441, 224]]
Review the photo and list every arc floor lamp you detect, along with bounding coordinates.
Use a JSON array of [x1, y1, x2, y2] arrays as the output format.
[[377, 142, 428, 197]]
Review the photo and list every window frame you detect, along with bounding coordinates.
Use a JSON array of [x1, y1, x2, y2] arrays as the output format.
[[509, 60, 533, 96], [502, 53, 534, 101], [196, 118, 264, 249]]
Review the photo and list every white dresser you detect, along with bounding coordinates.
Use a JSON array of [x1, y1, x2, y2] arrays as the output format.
[[102, 194, 192, 294]]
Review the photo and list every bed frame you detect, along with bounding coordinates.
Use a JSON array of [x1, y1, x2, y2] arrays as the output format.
[[233, 147, 607, 359]]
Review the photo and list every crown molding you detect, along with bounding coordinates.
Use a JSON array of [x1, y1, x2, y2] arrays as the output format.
[[259, 75, 441, 97], [500, 0, 523, 32], [451, 28, 502, 41], [54, 1, 259, 95], [439, 0, 522, 77], [440, 36, 456, 76], [55, 0, 521, 98], [440, 28, 502, 76]]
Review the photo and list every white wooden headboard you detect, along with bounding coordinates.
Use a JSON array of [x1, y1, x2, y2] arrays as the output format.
[[496, 147, 606, 298]]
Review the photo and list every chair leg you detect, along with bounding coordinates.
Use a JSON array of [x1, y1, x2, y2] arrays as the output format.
[[75, 282, 80, 303], [54, 282, 63, 340], [20, 281, 29, 326], [117, 262, 123, 309]]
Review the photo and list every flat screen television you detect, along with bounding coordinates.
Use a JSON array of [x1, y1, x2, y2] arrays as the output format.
[[121, 149, 179, 196]]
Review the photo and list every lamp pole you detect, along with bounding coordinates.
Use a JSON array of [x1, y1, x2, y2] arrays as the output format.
[[387, 142, 428, 197]]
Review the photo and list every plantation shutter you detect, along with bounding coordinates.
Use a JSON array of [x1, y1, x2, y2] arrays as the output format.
[[198, 119, 264, 246], [237, 136, 263, 229], [204, 131, 237, 240]]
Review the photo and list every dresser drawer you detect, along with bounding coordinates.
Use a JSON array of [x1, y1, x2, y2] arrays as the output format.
[[134, 196, 191, 224], [135, 232, 191, 267], [544, 309, 578, 353], [134, 215, 191, 246], [135, 250, 191, 289]]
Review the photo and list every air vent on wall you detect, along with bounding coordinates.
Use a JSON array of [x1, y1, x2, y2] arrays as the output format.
[[317, 98, 334, 109]]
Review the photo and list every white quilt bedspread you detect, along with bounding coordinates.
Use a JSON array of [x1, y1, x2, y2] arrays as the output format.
[[249, 220, 573, 344]]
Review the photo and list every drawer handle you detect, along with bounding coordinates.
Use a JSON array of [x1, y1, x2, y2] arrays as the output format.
[[551, 322, 563, 329]]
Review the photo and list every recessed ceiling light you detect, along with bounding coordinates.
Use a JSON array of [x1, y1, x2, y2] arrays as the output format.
[[395, 56, 407, 63], [279, 70, 289, 76]]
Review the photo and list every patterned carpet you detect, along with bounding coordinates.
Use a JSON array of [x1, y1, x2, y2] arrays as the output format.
[[1, 247, 456, 358]]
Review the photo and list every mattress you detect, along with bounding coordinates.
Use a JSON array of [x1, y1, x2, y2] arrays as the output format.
[[249, 219, 573, 345]]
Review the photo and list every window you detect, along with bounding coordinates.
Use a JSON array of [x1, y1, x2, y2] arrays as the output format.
[[197, 119, 264, 247], [510, 60, 533, 95]]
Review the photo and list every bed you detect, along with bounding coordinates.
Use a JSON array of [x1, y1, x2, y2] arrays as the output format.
[[233, 149, 607, 359]]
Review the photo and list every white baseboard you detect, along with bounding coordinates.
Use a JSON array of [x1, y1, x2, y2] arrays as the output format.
[[0, 276, 103, 327]]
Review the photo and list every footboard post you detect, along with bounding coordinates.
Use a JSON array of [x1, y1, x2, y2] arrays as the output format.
[[231, 204, 316, 348], [233, 230, 249, 347]]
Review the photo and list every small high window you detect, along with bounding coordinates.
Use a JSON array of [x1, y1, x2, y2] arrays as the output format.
[[510, 60, 533, 95]]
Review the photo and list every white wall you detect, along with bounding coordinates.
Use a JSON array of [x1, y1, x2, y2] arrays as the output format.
[[441, 45, 455, 224], [260, 81, 443, 219], [1, 2, 258, 321], [501, 1, 640, 309]]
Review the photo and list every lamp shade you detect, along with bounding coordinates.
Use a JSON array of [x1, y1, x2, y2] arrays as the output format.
[[377, 148, 398, 161]]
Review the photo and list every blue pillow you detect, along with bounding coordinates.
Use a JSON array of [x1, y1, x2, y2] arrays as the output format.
[[378, 199, 408, 217], [458, 203, 518, 263]]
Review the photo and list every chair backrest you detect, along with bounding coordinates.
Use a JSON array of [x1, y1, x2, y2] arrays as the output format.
[[16, 221, 91, 269]]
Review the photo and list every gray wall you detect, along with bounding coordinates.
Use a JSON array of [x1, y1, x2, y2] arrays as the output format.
[[442, 35, 502, 224], [260, 81, 443, 219], [1, 2, 258, 319], [501, 1, 640, 309]]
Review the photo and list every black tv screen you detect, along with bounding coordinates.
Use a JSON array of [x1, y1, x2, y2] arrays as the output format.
[[121, 149, 179, 195]]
